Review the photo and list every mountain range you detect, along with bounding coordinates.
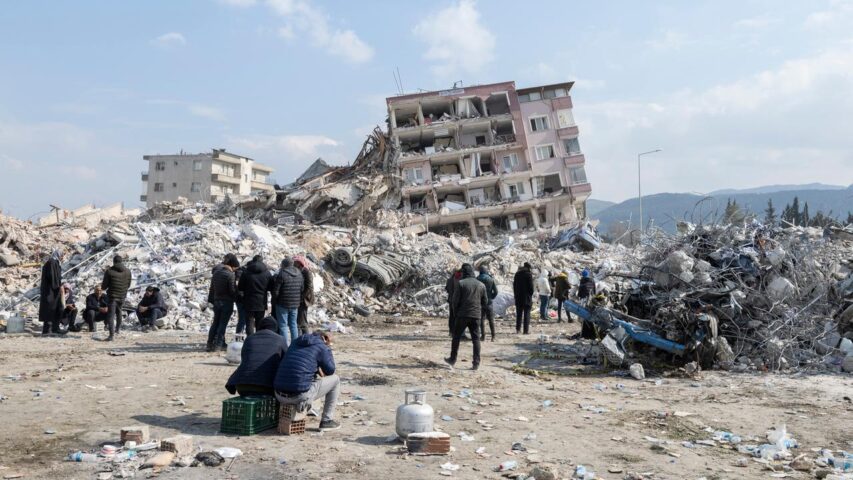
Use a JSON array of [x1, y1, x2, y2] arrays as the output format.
[[589, 184, 853, 234]]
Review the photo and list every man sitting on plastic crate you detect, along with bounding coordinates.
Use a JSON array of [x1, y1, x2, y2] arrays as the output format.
[[273, 330, 341, 431], [226, 317, 286, 397]]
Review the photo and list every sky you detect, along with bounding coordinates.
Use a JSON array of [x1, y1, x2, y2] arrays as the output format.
[[1, 0, 852, 219]]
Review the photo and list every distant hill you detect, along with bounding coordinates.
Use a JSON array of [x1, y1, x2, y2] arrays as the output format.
[[593, 185, 853, 234], [710, 183, 847, 196], [586, 199, 615, 217]]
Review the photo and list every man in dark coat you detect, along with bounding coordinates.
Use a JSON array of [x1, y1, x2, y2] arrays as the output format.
[[552, 271, 571, 323], [512, 262, 535, 334], [273, 257, 304, 346], [234, 263, 248, 335], [74, 284, 108, 332], [577, 269, 597, 339], [444, 269, 461, 335], [477, 265, 498, 342], [207, 253, 240, 351], [294, 257, 314, 336], [238, 255, 273, 336], [274, 331, 340, 431], [226, 317, 286, 396], [446, 264, 488, 370], [102, 255, 132, 341], [39, 251, 63, 335], [136, 286, 167, 331]]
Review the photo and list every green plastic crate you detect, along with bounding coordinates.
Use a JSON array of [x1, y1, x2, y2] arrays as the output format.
[[220, 396, 279, 435]]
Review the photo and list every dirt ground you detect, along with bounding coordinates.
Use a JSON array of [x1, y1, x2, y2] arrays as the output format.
[[0, 316, 851, 480]]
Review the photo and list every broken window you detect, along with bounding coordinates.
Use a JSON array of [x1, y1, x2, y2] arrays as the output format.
[[404, 167, 425, 184], [486, 92, 511, 115], [154, 183, 164, 192], [479, 151, 495, 174], [535, 145, 556, 160], [191, 182, 201, 192], [569, 166, 588, 185], [155, 161, 166, 171], [508, 181, 526, 198], [501, 153, 519, 172], [193, 160, 203, 171], [563, 137, 581, 155], [557, 109, 575, 128], [529, 115, 549, 132], [455, 98, 482, 118]]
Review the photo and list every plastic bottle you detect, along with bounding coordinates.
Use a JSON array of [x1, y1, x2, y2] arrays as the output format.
[[497, 460, 517, 471], [67, 452, 100, 462], [112, 450, 136, 462]]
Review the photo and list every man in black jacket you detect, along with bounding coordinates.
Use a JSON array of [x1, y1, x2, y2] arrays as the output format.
[[226, 317, 286, 396], [74, 285, 108, 332], [102, 255, 132, 341], [207, 253, 240, 352], [477, 266, 498, 342], [273, 257, 304, 346], [238, 255, 272, 336], [294, 258, 314, 336], [512, 262, 535, 334], [445, 264, 488, 370], [137, 286, 167, 331], [444, 269, 461, 336]]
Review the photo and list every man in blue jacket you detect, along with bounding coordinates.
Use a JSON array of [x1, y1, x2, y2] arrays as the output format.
[[226, 317, 286, 396], [273, 330, 340, 431]]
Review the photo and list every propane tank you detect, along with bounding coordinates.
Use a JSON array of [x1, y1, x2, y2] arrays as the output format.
[[225, 334, 245, 364], [395, 389, 434, 438]]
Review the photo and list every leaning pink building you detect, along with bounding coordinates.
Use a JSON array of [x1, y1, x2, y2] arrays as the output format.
[[386, 81, 591, 239]]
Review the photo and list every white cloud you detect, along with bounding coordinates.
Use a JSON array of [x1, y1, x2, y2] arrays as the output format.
[[235, 0, 374, 63], [805, 0, 853, 29], [413, 0, 495, 78], [150, 32, 187, 49], [734, 15, 780, 29], [60, 165, 98, 180], [187, 104, 227, 122], [227, 133, 339, 158], [579, 44, 853, 202], [646, 30, 689, 51], [219, 0, 256, 6], [0, 154, 24, 171]]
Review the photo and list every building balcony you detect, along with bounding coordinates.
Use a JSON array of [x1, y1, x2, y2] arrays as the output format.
[[568, 182, 592, 199], [556, 125, 579, 138], [251, 180, 275, 191], [211, 173, 241, 185], [564, 154, 585, 166]]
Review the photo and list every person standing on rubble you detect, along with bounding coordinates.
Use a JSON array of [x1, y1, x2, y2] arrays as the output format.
[[512, 262, 535, 334], [477, 265, 498, 342], [294, 257, 314, 336], [102, 255, 132, 341], [445, 268, 462, 336], [238, 255, 273, 336], [552, 271, 571, 323], [576, 269, 597, 336], [273, 257, 304, 346], [536, 270, 552, 322], [39, 250, 64, 335], [445, 264, 488, 370], [207, 253, 240, 351]]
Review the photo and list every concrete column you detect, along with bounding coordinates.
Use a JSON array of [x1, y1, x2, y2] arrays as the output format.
[[468, 218, 479, 241], [389, 107, 397, 129], [530, 207, 540, 229]]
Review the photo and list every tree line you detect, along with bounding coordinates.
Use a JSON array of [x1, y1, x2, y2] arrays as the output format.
[[722, 196, 853, 227]]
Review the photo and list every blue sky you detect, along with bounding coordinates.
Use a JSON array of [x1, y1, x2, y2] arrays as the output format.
[[1, 0, 852, 218]]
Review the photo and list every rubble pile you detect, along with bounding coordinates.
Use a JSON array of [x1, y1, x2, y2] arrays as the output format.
[[597, 221, 853, 371]]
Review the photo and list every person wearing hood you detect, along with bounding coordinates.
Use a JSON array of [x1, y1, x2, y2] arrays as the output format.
[[294, 257, 315, 336], [273, 257, 304, 346], [445, 264, 488, 370], [137, 286, 167, 331], [444, 269, 462, 336], [274, 330, 341, 431], [226, 317, 286, 396], [477, 265, 498, 342], [238, 255, 273, 336], [39, 250, 64, 335], [102, 255, 132, 341], [207, 253, 240, 352], [512, 262, 535, 334], [552, 271, 571, 323], [536, 270, 552, 322]]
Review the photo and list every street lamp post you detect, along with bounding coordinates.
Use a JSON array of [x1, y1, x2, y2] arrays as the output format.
[[638, 149, 662, 234]]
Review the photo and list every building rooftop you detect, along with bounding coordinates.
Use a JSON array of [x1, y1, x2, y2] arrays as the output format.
[[386, 81, 517, 104]]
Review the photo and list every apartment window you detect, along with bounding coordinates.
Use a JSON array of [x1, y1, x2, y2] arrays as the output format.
[[557, 109, 575, 128], [535, 144, 556, 160], [563, 137, 581, 155], [172, 182, 177, 188], [191, 182, 201, 192], [554, 88, 568, 98], [154, 183, 164, 192], [155, 161, 165, 171], [569, 166, 588, 185], [404, 167, 424, 183], [529, 115, 549, 132], [174, 161, 178, 166], [508, 181, 526, 198], [193, 160, 203, 171], [501, 153, 519, 172], [528, 91, 541, 101]]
